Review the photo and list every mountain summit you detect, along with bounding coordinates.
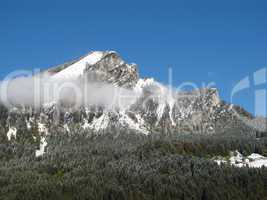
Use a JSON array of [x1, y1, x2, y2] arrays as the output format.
[[48, 51, 139, 88]]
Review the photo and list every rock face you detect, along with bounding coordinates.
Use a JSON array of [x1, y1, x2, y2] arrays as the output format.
[[1, 51, 266, 140], [85, 51, 139, 88]]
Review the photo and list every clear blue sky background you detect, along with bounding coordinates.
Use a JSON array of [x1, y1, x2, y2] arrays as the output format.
[[0, 0, 266, 115]]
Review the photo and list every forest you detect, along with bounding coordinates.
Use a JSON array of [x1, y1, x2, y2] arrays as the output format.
[[0, 123, 266, 200]]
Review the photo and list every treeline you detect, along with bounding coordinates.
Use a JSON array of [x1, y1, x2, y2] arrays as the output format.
[[0, 129, 266, 200]]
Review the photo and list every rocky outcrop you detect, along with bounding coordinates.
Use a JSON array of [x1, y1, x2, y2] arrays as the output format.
[[84, 51, 139, 88]]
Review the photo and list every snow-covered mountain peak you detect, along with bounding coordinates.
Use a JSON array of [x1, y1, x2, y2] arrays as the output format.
[[48, 51, 139, 88]]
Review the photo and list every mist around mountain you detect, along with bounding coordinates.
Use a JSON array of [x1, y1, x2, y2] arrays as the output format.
[[0, 51, 266, 200]]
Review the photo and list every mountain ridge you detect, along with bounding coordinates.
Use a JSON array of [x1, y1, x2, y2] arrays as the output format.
[[1, 51, 266, 156]]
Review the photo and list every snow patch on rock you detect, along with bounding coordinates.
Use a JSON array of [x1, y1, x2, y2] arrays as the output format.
[[38, 123, 49, 135], [83, 113, 109, 131], [118, 111, 148, 134], [7, 127, 17, 140], [35, 137, 48, 157]]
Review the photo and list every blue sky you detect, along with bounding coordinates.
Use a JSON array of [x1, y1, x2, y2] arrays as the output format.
[[0, 0, 266, 115]]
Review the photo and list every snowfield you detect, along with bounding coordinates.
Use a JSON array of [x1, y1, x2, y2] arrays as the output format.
[[52, 51, 104, 80], [214, 151, 267, 168]]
